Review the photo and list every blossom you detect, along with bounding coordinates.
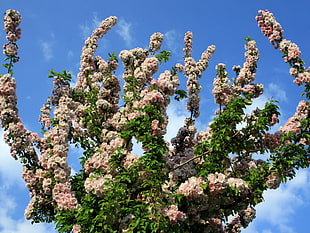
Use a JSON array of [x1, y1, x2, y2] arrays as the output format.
[[163, 205, 187, 224], [240, 207, 256, 228], [3, 42, 18, 56], [3, 9, 22, 63], [279, 100, 309, 134], [1, 9, 310, 233], [256, 10, 284, 49], [212, 63, 232, 106], [84, 174, 113, 196], [183, 31, 193, 57], [149, 32, 164, 53], [266, 171, 280, 189], [207, 172, 227, 194], [236, 40, 259, 86], [76, 16, 117, 90], [72, 225, 81, 233], [4, 9, 22, 31], [279, 39, 301, 61], [224, 215, 241, 233], [177, 176, 206, 200], [227, 178, 249, 194], [52, 182, 80, 210]]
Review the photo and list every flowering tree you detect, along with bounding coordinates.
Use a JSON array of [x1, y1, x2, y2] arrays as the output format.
[[1, 9, 309, 233]]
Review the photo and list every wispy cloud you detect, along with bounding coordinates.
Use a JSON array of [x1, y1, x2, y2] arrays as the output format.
[[165, 99, 188, 142], [0, 129, 57, 232], [67, 50, 74, 58], [244, 169, 310, 233], [267, 83, 288, 102], [38, 33, 55, 61], [0, 130, 24, 188], [79, 24, 91, 40], [79, 12, 101, 40], [116, 18, 133, 47], [164, 30, 183, 57], [0, 188, 56, 233]]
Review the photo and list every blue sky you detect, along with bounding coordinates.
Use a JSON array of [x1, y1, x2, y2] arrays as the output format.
[[0, 0, 309, 232]]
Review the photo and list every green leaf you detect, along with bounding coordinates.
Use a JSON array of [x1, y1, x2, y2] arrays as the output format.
[[174, 89, 187, 101], [155, 50, 171, 64]]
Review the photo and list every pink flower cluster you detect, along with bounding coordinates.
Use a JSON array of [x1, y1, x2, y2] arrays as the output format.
[[227, 177, 249, 194], [72, 225, 81, 233], [30, 96, 79, 212], [207, 173, 249, 195], [183, 31, 193, 57], [241, 83, 263, 98], [236, 40, 260, 86], [212, 63, 232, 106], [3, 9, 21, 59], [0, 72, 18, 125], [225, 206, 256, 232], [52, 182, 81, 211], [163, 205, 187, 224], [84, 174, 113, 196], [258, 10, 309, 87], [280, 39, 301, 62], [84, 137, 126, 173], [177, 176, 206, 200], [0, 74, 38, 160], [266, 171, 281, 189], [184, 44, 215, 117], [292, 69, 310, 86], [224, 215, 241, 233], [149, 32, 164, 53], [256, 9, 284, 49], [279, 100, 309, 135], [167, 119, 198, 184], [212, 40, 260, 107], [77, 16, 117, 90], [207, 172, 227, 194], [3, 9, 21, 32], [122, 153, 139, 169], [261, 132, 281, 152], [151, 70, 179, 96]]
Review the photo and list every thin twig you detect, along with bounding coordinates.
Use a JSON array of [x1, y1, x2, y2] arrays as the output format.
[[173, 148, 213, 170]]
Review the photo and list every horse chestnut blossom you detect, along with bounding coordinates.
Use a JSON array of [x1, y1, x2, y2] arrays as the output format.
[[0, 9, 309, 233]]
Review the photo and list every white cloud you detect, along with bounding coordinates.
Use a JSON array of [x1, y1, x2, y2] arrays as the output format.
[[79, 24, 91, 40], [0, 187, 56, 233], [39, 33, 55, 61], [116, 18, 133, 47], [266, 83, 288, 102], [92, 13, 101, 29], [164, 30, 182, 57], [67, 50, 74, 58], [165, 99, 188, 142], [244, 169, 310, 233], [0, 130, 24, 188], [39, 41, 53, 61], [79, 13, 101, 40]]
